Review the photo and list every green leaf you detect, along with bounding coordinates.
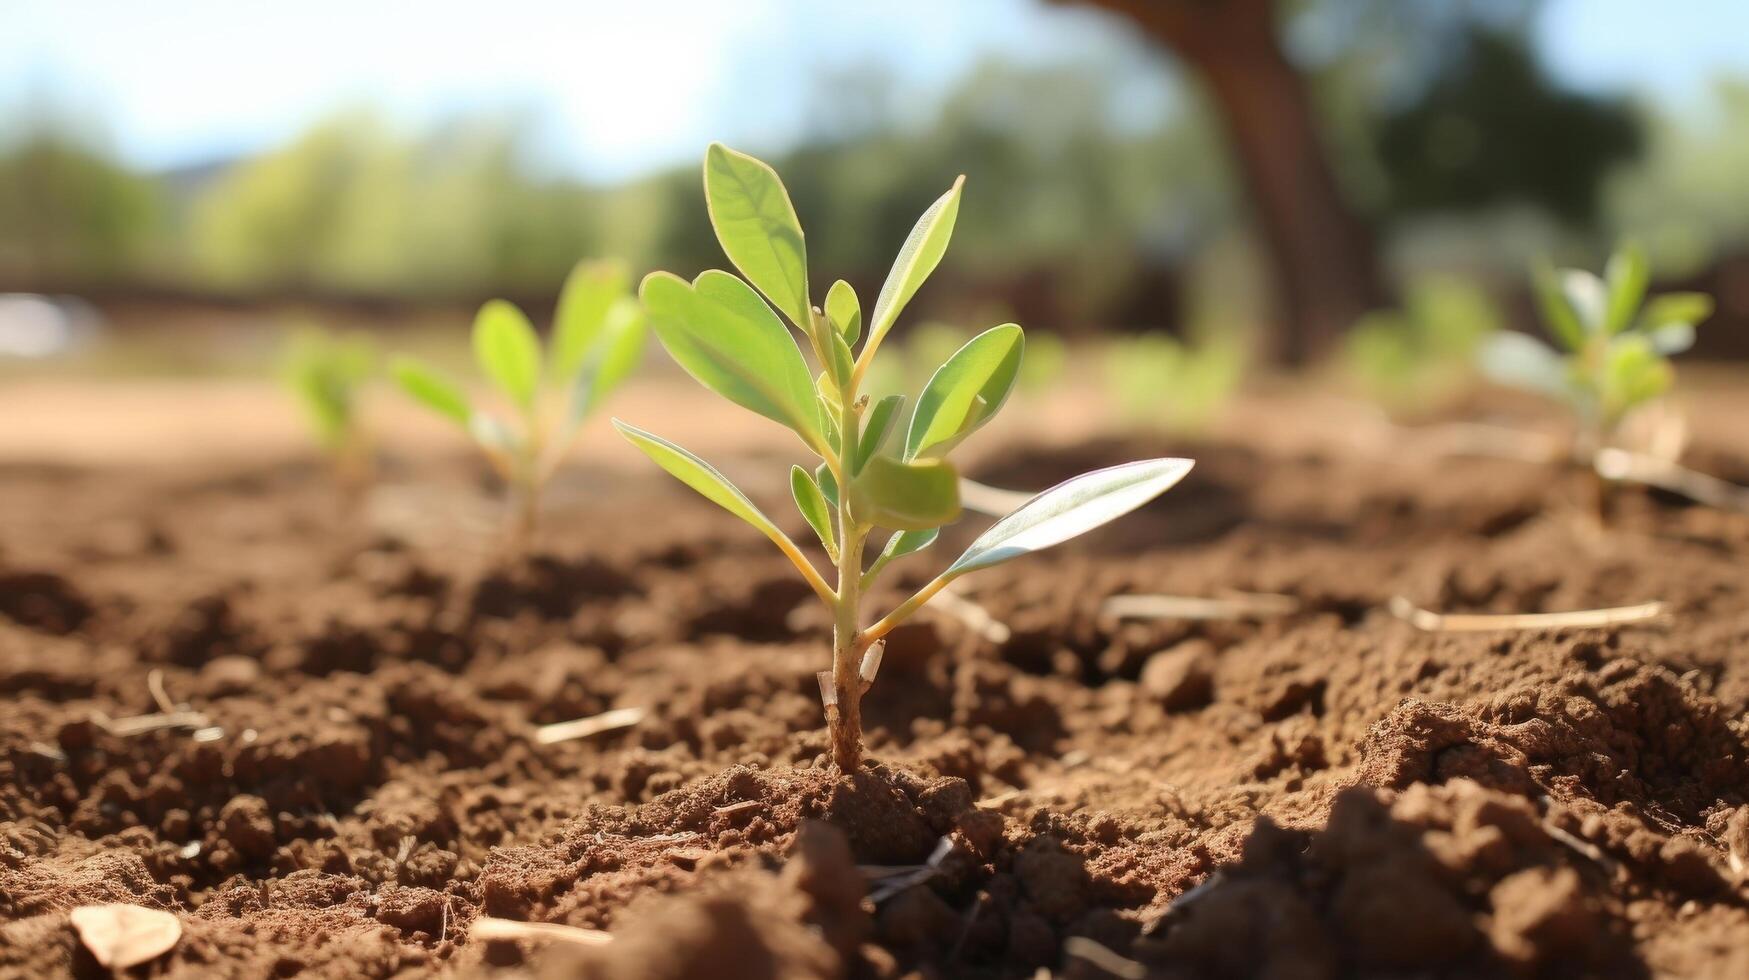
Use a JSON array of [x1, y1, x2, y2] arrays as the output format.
[[826, 279, 861, 345], [641, 270, 824, 449], [473, 299, 543, 411], [1603, 242, 1648, 335], [1478, 332, 1568, 398], [391, 356, 471, 428], [854, 394, 904, 475], [470, 412, 519, 455], [866, 176, 964, 354], [881, 527, 937, 561], [943, 458, 1193, 579], [790, 465, 837, 556], [1647, 321, 1695, 356], [613, 419, 797, 549], [905, 323, 1024, 459], [567, 299, 646, 426], [1532, 261, 1584, 351], [1561, 270, 1608, 336], [816, 462, 839, 509], [826, 329, 855, 391], [553, 259, 630, 379], [1601, 334, 1672, 419], [703, 143, 810, 328], [850, 454, 960, 531], [1641, 292, 1713, 330]]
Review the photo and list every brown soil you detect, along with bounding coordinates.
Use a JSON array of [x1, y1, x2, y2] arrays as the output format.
[[4, 416, 1749, 978]]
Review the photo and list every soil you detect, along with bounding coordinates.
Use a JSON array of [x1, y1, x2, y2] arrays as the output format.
[[4, 409, 1749, 979]]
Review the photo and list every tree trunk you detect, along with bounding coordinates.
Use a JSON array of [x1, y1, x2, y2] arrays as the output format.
[[1073, 0, 1386, 363]]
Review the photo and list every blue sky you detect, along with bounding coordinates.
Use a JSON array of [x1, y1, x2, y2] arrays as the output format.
[[4, 0, 1747, 181]]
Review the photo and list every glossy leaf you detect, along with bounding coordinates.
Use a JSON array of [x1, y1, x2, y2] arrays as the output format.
[[703, 143, 810, 328], [866, 176, 964, 354], [641, 270, 824, 448], [943, 458, 1192, 579], [568, 299, 646, 426], [826, 279, 861, 344], [880, 527, 937, 561], [816, 461, 839, 509], [1532, 261, 1585, 351], [791, 465, 836, 555], [1603, 242, 1647, 335], [850, 454, 960, 531], [1479, 331, 1568, 398], [826, 329, 855, 391], [553, 259, 630, 379], [854, 394, 904, 475], [391, 357, 471, 428], [614, 420, 796, 549], [473, 300, 543, 411], [905, 323, 1024, 459]]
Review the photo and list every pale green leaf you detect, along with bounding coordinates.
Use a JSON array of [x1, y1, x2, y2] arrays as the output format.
[[944, 458, 1193, 579], [816, 461, 839, 509], [1479, 331, 1568, 398], [905, 323, 1023, 459], [1532, 261, 1584, 351], [826, 279, 861, 344], [703, 143, 810, 328], [826, 329, 855, 391], [568, 299, 646, 426], [614, 419, 796, 547], [790, 465, 836, 555], [641, 270, 824, 449], [854, 394, 904, 475], [391, 356, 471, 428], [1603, 242, 1648, 335], [553, 259, 630, 379], [850, 454, 960, 531], [472, 299, 543, 410], [1641, 292, 1713, 330], [881, 527, 937, 561], [1647, 321, 1695, 355], [1561, 270, 1608, 336], [866, 176, 964, 353]]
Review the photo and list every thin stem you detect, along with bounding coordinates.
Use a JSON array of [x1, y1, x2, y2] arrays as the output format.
[[827, 359, 867, 773]]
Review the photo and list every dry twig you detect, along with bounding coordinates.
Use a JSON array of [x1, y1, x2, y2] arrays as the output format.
[[1102, 590, 1300, 622], [533, 706, 646, 745], [470, 917, 612, 947], [1389, 596, 1666, 632]]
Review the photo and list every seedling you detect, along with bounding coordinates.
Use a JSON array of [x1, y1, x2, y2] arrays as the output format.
[[1344, 278, 1500, 417], [391, 260, 646, 540], [616, 144, 1192, 771], [283, 328, 376, 505], [1480, 242, 1711, 460], [1103, 332, 1245, 435]]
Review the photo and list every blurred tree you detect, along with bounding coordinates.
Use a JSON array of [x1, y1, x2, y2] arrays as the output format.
[[1065, 0, 1386, 363], [1373, 26, 1640, 226], [0, 121, 164, 285]]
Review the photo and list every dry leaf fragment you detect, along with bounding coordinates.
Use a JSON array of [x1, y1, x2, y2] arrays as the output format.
[[69, 904, 181, 969]]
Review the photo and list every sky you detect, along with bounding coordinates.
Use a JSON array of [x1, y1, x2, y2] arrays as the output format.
[[3, 0, 1747, 182]]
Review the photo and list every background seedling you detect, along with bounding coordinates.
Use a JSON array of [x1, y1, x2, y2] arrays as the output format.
[[282, 327, 377, 508], [392, 260, 645, 541], [1343, 277, 1500, 418], [1480, 242, 1711, 460], [1102, 331, 1245, 435], [617, 143, 1192, 771]]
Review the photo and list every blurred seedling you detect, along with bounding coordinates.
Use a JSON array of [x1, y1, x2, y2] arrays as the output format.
[[1102, 331, 1245, 436], [391, 260, 646, 541], [282, 328, 377, 508], [1478, 242, 1726, 516], [1344, 277, 1501, 418], [616, 143, 1192, 771]]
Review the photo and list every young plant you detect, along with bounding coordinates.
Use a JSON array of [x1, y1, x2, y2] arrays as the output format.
[[1480, 242, 1712, 459], [616, 144, 1192, 771], [1103, 332, 1245, 436], [283, 327, 377, 504], [1344, 277, 1501, 417], [391, 260, 646, 539]]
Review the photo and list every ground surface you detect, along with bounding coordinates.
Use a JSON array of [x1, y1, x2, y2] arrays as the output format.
[[4, 382, 1749, 979]]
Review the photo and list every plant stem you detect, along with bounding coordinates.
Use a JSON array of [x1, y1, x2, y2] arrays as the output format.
[[828, 376, 866, 772]]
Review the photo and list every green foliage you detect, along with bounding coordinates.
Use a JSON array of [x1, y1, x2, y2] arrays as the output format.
[[283, 328, 376, 454], [1343, 278, 1502, 416], [1481, 242, 1713, 449], [392, 259, 646, 535], [1103, 332, 1246, 436], [616, 145, 1192, 768]]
